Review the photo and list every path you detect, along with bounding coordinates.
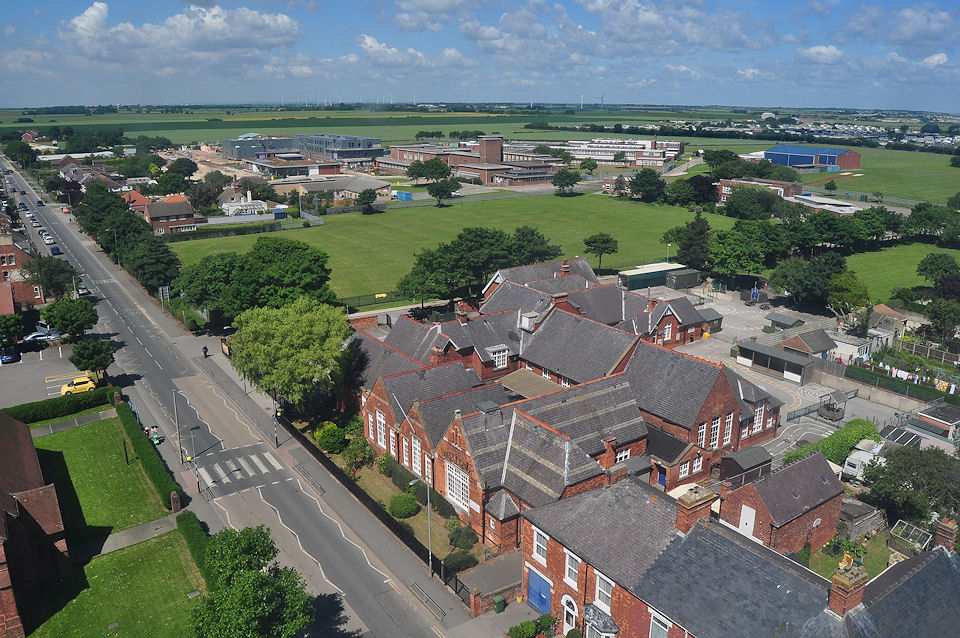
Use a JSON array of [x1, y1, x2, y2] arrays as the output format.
[[30, 408, 118, 438], [70, 513, 178, 564]]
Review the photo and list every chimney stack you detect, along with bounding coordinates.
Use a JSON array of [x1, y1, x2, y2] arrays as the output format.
[[676, 486, 716, 534], [828, 565, 869, 616], [560, 259, 570, 277], [936, 518, 957, 552]]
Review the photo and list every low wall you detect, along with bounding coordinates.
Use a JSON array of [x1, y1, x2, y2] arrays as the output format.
[[812, 370, 926, 412], [469, 583, 522, 618]]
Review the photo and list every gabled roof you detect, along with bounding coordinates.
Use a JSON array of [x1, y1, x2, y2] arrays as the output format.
[[479, 281, 552, 316], [624, 342, 722, 429], [381, 362, 481, 417], [871, 303, 906, 321], [122, 190, 151, 206], [649, 296, 706, 328], [484, 489, 520, 520], [438, 312, 521, 363], [747, 452, 844, 527], [347, 330, 423, 391], [522, 477, 679, 594], [484, 257, 597, 294], [564, 285, 648, 326], [382, 316, 449, 364], [698, 307, 723, 322], [645, 426, 692, 465], [722, 366, 781, 421], [144, 201, 194, 219], [782, 329, 836, 355], [524, 275, 591, 295], [459, 408, 511, 489], [0, 412, 44, 510], [520, 309, 637, 384], [723, 446, 772, 471], [415, 384, 512, 449], [766, 311, 804, 326]]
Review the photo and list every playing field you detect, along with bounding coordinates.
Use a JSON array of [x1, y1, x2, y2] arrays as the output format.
[[171, 193, 736, 298], [847, 242, 960, 301]]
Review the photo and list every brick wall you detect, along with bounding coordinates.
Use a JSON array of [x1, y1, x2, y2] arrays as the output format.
[[721, 484, 841, 553], [349, 316, 378, 331], [0, 542, 25, 638]]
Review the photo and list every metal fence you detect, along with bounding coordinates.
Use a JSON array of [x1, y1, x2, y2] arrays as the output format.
[[338, 290, 412, 311], [785, 389, 858, 422], [896, 339, 960, 366], [802, 184, 919, 208]]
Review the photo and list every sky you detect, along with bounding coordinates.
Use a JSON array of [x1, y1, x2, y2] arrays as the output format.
[[0, 1, 957, 112]]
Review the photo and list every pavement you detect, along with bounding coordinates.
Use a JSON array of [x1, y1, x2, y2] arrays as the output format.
[[30, 407, 118, 438], [70, 513, 178, 564]]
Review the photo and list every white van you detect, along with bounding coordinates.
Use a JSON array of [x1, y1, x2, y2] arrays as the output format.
[[35, 319, 53, 335], [842, 450, 886, 482]]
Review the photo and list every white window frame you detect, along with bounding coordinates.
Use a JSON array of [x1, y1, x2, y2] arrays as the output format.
[[532, 526, 548, 565], [390, 431, 397, 457], [767, 416, 774, 429], [564, 549, 581, 589], [697, 423, 706, 448], [560, 376, 570, 388], [741, 424, 749, 439], [492, 348, 508, 370], [376, 410, 386, 448], [615, 448, 630, 463], [542, 369, 551, 379], [424, 454, 431, 484], [562, 595, 578, 635], [594, 570, 613, 613], [412, 437, 422, 476], [648, 607, 673, 638], [755, 404, 765, 433], [724, 413, 734, 445], [33, 285, 41, 299], [664, 323, 672, 341], [446, 462, 470, 511], [693, 456, 702, 473], [710, 416, 720, 448], [402, 438, 409, 467], [679, 461, 690, 478], [367, 413, 375, 440]]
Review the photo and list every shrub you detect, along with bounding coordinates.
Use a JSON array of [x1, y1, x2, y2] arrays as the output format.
[[381, 454, 458, 516], [316, 425, 347, 454], [184, 316, 199, 332], [342, 414, 363, 436], [376, 453, 393, 475], [116, 402, 182, 509], [444, 516, 462, 533], [536, 614, 557, 634], [449, 526, 478, 550], [341, 435, 374, 470], [507, 620, 537, 638], [783, 418, 881, 466], [3, 386, 115, 423], [797, 541, 811, 567], [566, 630, 584, 638], [176, 511, 211, 585], [388, 492, 420, 518], [443, 549, 478, 574]]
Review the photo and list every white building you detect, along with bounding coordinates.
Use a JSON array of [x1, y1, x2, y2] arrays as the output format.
[[559, 138, 685, 167]]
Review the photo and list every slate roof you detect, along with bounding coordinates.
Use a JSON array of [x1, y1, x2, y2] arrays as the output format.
[[522, 477, 679, 591], [783, 329, 837, 355], [722, 366, 782, 421], [415, 384, 512, 449], [438, 311, 521, 363], [624, 342, 723, 429], [484, 489, 520, 519], [723, 446, 772, 471], [766, 311, 804, 326], [459, 408, 511, 489], [738, 340, 814, 367], [919, 403, 960, 426], [563, 285, 648, 326], [479, 281, 552, 316], [698, 307, 723, 322], [487, 257, 597, 291], [348, 331, 423, 390], [748, 452, 844, 527], [143, 200, 194, 221], [524, 275, 592, 295], [0, 412, 45, 510], [382, 316, 449, 364], [520, 310, 637, 384], [381, 362, 481, 416], [635, 522, 838, 638], [645, 426, 692, 465]]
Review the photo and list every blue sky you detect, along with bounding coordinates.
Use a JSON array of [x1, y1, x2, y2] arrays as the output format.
[[0, 1, 957, 111]]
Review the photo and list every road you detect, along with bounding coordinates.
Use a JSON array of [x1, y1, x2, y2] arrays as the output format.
[[1, 160, 461, 637]]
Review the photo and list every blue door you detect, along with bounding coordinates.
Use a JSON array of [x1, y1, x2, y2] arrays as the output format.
[[527, 569, 551, 614], [657, 466, 667, 487]]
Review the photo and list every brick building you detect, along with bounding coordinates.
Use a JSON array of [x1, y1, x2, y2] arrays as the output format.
[[0, 235, 44, 309], [481, 257, 599, 301], [0, 413, 70, 638], [719, 452, 844, 553], [142, 201, 197, 235], [716, 177, 804, 203]]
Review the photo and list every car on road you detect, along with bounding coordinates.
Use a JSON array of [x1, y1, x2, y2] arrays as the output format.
[[24, 211, 33, 218], [18, 203, 27, 211], [60, 376, 97, 395], [50, 246, 62, 255], [36, 200, 43, 206], [75, 282, 89, 296], [30, 220, 40, 227], [23, 331, 61, 342], [0, 348, 20, 364]]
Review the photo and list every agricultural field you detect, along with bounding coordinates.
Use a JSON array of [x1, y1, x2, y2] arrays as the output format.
[[171, 193, 737, 298], [847, 242, 960, 301]]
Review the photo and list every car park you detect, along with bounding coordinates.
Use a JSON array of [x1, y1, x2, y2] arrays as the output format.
[[0, 348, 20, 364], [23, 331, 61, 342], [60, 376, 97, 395]]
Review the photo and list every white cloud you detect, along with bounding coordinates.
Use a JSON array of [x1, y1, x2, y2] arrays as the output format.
[[356, 34, 474, 69], [796, 44, 844, 64], [3, 25, 14, 36], [737, 67, 773, 80], [396, 0, 466, 10], [920, 52, 948, 68], [393, 12, 444, 31], [663, 64, 701, 79]]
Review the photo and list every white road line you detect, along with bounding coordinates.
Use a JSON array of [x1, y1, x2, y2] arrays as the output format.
[[225, 459, 241, 479], [211, 463, 231, 484], [236, 456, 256, 476], [263, 451, 284, 471], [143, 347, 152, 357], [136, 337, 143, 345], [213, 500, 236, 529], [207, 383, 258, 439], [197, 466, 214, 486], [155, 361, 163, 370], [249, 454, 269, 474]]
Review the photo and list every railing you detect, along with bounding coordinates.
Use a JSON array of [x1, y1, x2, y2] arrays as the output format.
[[409, 581, 445, 620], [785, 389, 858, 422], [896, 339, 960, 366], [293, 462, 325, 496], [443, 568, 472, 606], [193, 356, 274, 443]]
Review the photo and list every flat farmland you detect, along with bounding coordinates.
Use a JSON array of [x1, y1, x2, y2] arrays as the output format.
[[171, 193, 736, 298], [847, 242, 960, 301]]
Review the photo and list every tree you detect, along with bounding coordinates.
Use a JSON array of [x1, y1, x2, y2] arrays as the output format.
[[924, 298, 960, 341], [583, 233, 618, 270], [510, 226, 562, 266], [864, 446, 960, 524], [69, 339, 116, 375], [204, 170, 234, 191], [665, 179, 694, 206], [952, 155, 960, 168], [156, 171, 188, 195], [172, 252, 252, 324], [22, 256, 78, 300], [188, 180, 221, 209], [609, 151, 625, 164], [770, 257, 810, 304], [551, 169, 581, 195], [710, 229, 764, 276], [422, 157, 451, 182], [356, 188, 378, 213], [406, 160, 427, 183], [579, 157, 598, 174], [723, 186, 780, 220], [42, 298, 98, 341], [628, 168, 665, 202], [688, 174, 719, 204], [677, 211, 712, 271], [230, 298, 352, 407], [449, 227, 514, 289], [426, 178, 460, 207], [613, 174, 627, 195], [395, 245, 466, 304], [123, 235, 182, 290], [825, 272, 869, 318], [166, 157, 199, 178], [702, 149, 738, 168], [205, 525, 279, 589], [917, 253, 960, 285], [935, 275, 960, 302], [0, 315, 23, 346], [823, 180, 838, 193]]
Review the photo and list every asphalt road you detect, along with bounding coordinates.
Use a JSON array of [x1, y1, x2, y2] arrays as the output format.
[[2, 159, 453, 637]]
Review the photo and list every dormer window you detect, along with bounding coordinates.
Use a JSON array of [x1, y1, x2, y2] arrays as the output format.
[[491, 347, 508, 369]]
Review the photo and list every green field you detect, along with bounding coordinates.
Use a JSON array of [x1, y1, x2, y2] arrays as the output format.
[[171, 193, 736, 297], [35, 418, 168, 541], [26, 532, 203, 638], [847, 242, 960, 301], [802, 146, 958, 204]]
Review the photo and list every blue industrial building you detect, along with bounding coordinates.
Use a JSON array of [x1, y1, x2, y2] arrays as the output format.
[[763, 145, 860, 169]]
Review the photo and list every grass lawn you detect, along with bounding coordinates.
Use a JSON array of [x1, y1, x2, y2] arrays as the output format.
[[172, 193, 736, 298], [35, 418, 168, 542], [808, 532, 891, 580], [847, 242, 960, 301], [25, 531, 204, 638], [28, 403, 112, 429]]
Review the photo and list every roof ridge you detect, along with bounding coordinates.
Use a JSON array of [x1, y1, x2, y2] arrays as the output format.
[[751, 450, 825, 486], [641, 340, 722, 370], [353, 329, 426, 368], [417, 382, 503, 406], [380, 360, 463, 380], [865, 548, 944, 607], [502, 371, 627, 407], [548, 305, 636, 336], [514, 409, 570, 441]]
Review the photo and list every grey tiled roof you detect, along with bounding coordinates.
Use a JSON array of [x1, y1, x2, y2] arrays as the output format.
[[564, 285, 649, 326], [635, 523, 837, 638], [645, 426, 692, 465], [698, 307, 723, 322], [493, 257, 598, 288], [722, 366, 780, 421], [625, 342, 723, 429], [786, 328, 837, 354], [416, 384, 512, 449], [484, 489, 520, 519], [438, 312, 521, 363], [521, 310, 637, 384], [381, 362, 481, 416], [479, 281, 552, 316], [723, 446, 772, 471], [459, 409, 510, 489], [766, 311, 804, 326], [582, 604, 618, 634], [648, 296, 706, 328], [382, 316, 448, 364], [522, 477, 679, 590], [348, 331, 424, 390], [524, 275, 590, 295], [748, 452, 844, 527], [738, 340, 814, 367]]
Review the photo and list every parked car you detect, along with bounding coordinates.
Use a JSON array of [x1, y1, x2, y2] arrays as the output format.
[[35, 320, 52, 334], [23, 331, 61, 342], [24, 211, 33, 218], [43, 237, 55, 245], [60, 376, 97, 395], [50, 246, 62, 255], [75, 282, 89, 296], [0, 348, 20, 364], [30, 220, 40, 227]]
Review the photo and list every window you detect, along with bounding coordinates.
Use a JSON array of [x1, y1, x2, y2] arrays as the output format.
[[390, 431, 397, 457], [615, 448, 630, 463], [33, 285, 42, 299], [753, 404, 764, 434], [376, 410, 386, 448], [560, 376, 570, 388], [412, 437, 422, 476], [563, 596, 578, 634], [446, 462, 470, 511], [424, 455, 431, 483], [650, 615, 670, 638], [402, 438, 409, 467], [156, 227, 164, 235], [693, 456, 702, 473], [564, 551, 580, 588], [490, 518, 495, 530], [2, 271, 8, 281], [767, 416, 774, 429], [710, 417, 720, 448], [664, 323, 672, 341], [492, 348, 508, 370], [367, 413, 374, 439], [724, 413, 734, 445], [532, 527, 548, 564], [741, 424, 749, 439], [697, 423, 706, 448], [5, 255, 11, 265], [542, 369, 551, 379], [594, 572, 613, 612], [679, 461, 690, 478]]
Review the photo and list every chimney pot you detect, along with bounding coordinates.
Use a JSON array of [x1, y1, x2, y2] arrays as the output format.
[[936, 518, 957, 552], [828, 565, 869, 616]]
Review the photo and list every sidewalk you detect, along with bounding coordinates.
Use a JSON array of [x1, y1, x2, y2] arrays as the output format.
[[30, 408, 118, 438], [70, 512, 177, 564]]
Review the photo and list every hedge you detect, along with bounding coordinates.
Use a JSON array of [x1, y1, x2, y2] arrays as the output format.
[[161, 221, 298, 242], [844, 365, 946, 402], [443, 549, 478, 574], [176, 510, 211, 586], [116, 402, 182, 509], [2, 386, 115, 423], [782, 418, 881, 466], [381, 455, 457, 518]]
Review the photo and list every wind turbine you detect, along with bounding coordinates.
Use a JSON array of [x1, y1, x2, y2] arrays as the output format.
[[594, 92, 606, 110], [580, 95, 584, 110]]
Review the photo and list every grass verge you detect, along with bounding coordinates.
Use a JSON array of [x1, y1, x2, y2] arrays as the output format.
[[847, 242, 960, 301]]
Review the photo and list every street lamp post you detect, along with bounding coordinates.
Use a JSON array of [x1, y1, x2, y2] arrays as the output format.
[[410, 476, 432, 577], [272, 389, 280, 449], [173, 390, 183, 464], [666, 242, 671, 262], [105, 228, 119, 265]]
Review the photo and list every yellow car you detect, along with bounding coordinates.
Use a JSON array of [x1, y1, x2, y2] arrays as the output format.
[[61, 376, 97, 395]]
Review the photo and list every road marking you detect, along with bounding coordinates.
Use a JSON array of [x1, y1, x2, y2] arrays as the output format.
[[263, 451, 284, 471], [155, 361, 163, 371], [431, 626, 446, 638], [236, 456, 256, 476], [197, 466, 214, 486], [225, 459, 241, 478], [211, 463, 231, 483], [136, 337, 143, 345], [45, 371, 82, 382], [249, 454, 269, 474], [143, 347, 152, 357]]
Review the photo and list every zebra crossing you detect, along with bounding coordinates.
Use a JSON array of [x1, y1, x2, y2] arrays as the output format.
[[191, 444, 291, 499]]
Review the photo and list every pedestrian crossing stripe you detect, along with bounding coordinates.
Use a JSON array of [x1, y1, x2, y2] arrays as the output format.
[[263, 451, 284, 471], [249, 454, 269, 473], [236, 456, 256, 476]]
